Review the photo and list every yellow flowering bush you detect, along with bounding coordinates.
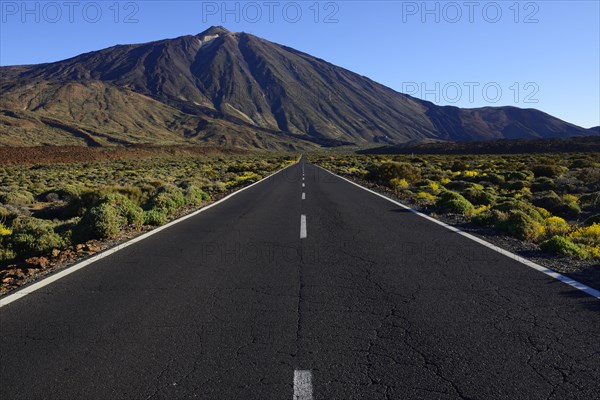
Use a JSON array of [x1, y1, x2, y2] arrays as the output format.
[[0, 223, 11, 236], [390, 178, 409, 190], [462, 170, 479, 178], [569, 223, 600, 245], [544, 216, 571, 237], [415, 192, 436, 203]]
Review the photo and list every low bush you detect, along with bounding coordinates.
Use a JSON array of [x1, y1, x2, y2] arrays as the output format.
[[540, 236, 587, 258], [415, 192, 436, 204], [485, 173, 505, 185], [495, 210, 545, 242], [366, 162, 421, 185], [144, 209, 167, 226], [101, 194, 145, 227], [0, 247, 16, 263], [75, 203, 124, 241], [532, 191, 580, 218], [462, 187, 497, 206], [502, 180, 528, 191], [435, 191, 475, 216], [146, 185, 186, 216], [0, 191, 35, 206], [492, 198, 545, 223], [531, 164, 566, 178], [390, 178, 410, 191], [184, 185, 210, 206], [544, 216, 571, 237], [505, 171, 532, 181], [568, 223, 600, 246], [111, 186, 147, 206], [9, 217, 66, 259], [472, 209, 506, 226], [531, 177, 556, 192], [445, 181, 482, 191], [0, 223, 11, 236]]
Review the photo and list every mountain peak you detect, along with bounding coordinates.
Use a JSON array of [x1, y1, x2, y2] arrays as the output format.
[[0, 27, 592, 149], [197, 26, 230, 37]]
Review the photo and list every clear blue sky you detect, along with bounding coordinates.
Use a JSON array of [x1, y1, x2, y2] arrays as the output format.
[[1, 1, 598, 128]]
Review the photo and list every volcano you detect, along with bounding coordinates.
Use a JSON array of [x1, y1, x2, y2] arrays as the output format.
[[0, 26, 595, 149]]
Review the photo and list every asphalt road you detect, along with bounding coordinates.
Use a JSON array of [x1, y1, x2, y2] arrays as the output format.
[[1, 158, 599, 399]]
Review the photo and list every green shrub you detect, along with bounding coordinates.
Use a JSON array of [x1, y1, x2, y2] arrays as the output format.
[[485, 173, 505, 185], [540, 236, 587, 258], [496, 210, 545, 242], [111, 186, 146, 206], [505, 171, 532, 181], [0, 190, 35, 206], [531, 177, 556, 192], [531, 164, 566, 178], [101, 194, 144, 227], [462, 187, 497, 206], [122, 204, 145, 227], [146, 185, 186, 216], [184, 185, 210, 206], [532, 191, 580, 218], [472, 209, 507, 226], [492, 199, 545, 223], [366, 162, 421, 185], [203, 181, 227, 194], [75, 203, 124, 240], [144, 209, 167, 226], [435, 191, 475, 216], [502, 180, 528, 191], [445, 181, 482, 191], [0, 247, 16, 263], [0, 205, 18, 221], [9, 217, 66, 259]]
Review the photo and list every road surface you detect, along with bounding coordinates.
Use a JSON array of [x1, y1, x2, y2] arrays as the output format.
[[1, 158, 599, 399]]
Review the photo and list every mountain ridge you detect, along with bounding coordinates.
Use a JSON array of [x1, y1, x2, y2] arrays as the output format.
[[0, 26, 596, 149]]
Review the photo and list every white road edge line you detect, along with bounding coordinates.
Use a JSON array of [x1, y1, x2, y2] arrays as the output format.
[[293, 370, 313, 400], [300, 215, 307, 239], [0, 162, 298, 309], [302, 193, 306, 200], [315, 164, 600, 300]]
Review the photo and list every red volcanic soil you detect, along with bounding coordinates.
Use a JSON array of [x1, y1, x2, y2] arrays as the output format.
[[0, 145, 249, 165]]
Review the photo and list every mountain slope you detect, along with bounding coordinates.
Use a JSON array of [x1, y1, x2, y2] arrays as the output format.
[[0, 26, 594, 148]]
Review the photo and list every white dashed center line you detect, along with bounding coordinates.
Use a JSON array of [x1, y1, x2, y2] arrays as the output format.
[[302, 183, 305, 188], [293, 370, 313, 400], [300, 215, 307, 239], [302, 192, 306, 200]]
